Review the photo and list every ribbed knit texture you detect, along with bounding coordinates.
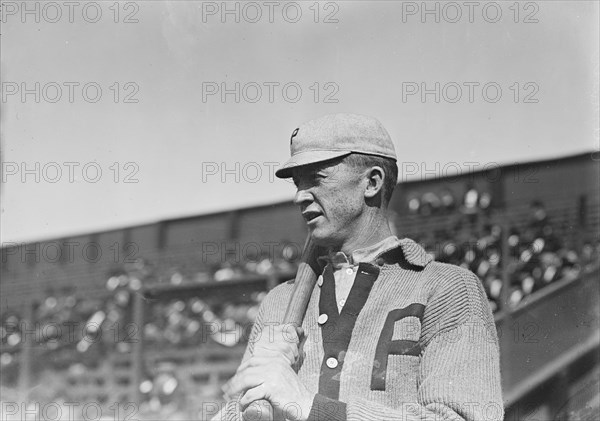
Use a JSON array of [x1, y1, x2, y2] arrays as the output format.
[[210, 238, 503, 421]]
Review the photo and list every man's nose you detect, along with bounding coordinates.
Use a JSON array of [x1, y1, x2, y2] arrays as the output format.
[[294, 188, 313, 206]]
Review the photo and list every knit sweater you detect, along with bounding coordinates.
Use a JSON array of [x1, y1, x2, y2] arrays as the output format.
[[211, 237, 503, 421]]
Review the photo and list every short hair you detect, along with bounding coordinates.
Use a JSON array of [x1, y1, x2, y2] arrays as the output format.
[[344, 153, 398, 205]]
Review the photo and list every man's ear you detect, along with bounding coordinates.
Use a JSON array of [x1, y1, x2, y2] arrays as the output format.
[[364, 166, 385, 200]]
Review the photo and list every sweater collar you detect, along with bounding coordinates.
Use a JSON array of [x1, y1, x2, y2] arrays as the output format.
[[318, 235, 432, 269]]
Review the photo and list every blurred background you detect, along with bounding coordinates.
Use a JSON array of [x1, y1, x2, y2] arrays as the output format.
[[1, 1, 599, 420], [1, 153, 598, 420]]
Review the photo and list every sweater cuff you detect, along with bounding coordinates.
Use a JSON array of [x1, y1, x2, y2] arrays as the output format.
[[306, 394, 347, 421]]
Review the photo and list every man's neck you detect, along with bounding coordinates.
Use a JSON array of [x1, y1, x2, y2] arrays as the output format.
[[336, 212, 393, 256]]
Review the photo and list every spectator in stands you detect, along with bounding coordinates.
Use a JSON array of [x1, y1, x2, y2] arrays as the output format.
[[440, 188, 456, 211], [216, 114, 503, 421], [462, 184, 480, 214]]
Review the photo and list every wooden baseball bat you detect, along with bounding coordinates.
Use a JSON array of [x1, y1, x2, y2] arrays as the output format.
[[241, 236, 320, 421]]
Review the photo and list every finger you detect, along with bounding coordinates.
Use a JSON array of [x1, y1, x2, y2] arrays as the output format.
[[224, 367, 265, 397], [252, 344, 299, 365], [239, 384, 268, 410], [251, 345, 294, 358], [255, 334, 299, 351], [241, 394, 274, 421], [237, 355, 287, 373]]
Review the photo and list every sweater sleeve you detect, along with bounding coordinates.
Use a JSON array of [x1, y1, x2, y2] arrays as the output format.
[[310, 268, 504, 421]]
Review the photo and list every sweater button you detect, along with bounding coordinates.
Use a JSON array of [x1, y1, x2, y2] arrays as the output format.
[[326, 357, 338, 369], [318, 314, 328, 325], [376, 257, 385, 266]]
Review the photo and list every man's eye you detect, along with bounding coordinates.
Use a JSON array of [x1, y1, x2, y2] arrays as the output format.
[[293, 171, 325, 188], [315, 173, 329, 183]]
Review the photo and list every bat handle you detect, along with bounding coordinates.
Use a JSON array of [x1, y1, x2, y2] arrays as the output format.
[[242, 400, 274, 421]]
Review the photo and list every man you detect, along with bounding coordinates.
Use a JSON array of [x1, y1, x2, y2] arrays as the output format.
[[213, 114, 503, 420]]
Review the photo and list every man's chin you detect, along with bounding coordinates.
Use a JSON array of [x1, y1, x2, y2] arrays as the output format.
[[307, 228, 325, 244], [307, 228, 338, 248]]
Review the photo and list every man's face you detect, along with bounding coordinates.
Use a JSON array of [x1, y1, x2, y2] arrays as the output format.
[[291, 158, 366, 248]]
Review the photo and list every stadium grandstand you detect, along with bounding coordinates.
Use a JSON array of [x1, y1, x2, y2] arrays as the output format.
[[1, 152, 598, 420]]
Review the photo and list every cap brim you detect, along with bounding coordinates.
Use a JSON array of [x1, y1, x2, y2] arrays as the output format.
[[275, 150, 352, 178]]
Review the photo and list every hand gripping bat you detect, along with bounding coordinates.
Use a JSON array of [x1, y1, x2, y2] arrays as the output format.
[[241, 236, 320, 421]]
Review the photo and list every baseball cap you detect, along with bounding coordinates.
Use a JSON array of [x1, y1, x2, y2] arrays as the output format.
[[275, 113, 397, 179]]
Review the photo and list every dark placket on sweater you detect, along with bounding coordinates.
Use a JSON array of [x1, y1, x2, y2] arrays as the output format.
[[318, 262, 379, 400]]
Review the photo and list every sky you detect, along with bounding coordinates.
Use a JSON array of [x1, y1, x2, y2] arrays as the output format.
[[1, 0, 598, 244]]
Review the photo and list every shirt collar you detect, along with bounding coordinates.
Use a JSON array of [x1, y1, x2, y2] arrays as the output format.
[[317, 235, 432, 269]]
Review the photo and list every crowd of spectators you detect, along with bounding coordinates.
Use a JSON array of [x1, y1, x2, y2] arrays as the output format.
[[0, 313, 21, 386], [407, 186, 493, 216], [2, 198, 597, 366], [0, 267, 146, 389], [2, 194, 597, 418], [143, 293, 264, 349], [411, 196, 598, 312]]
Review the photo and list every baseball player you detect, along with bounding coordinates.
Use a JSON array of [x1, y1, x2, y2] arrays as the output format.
[[214, 113, 503, 421]]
